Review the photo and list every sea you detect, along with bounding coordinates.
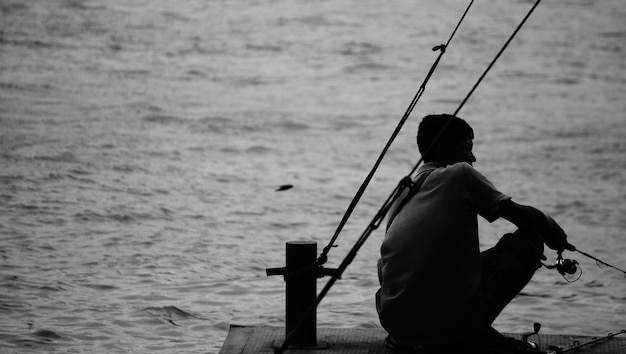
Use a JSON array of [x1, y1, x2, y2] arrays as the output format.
[[1, 0, 625, 353]]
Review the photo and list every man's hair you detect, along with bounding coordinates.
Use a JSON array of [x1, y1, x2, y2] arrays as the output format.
[[417, 114, 474, 160]]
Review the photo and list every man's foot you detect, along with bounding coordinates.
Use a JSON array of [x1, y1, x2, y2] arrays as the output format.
[[385, 335, 421, 352], [473, 327, 539, 354]]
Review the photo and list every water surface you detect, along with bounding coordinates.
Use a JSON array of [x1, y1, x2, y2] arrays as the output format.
[[1, 0, 625, 353]]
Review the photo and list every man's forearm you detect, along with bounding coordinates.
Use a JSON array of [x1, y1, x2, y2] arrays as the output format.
[[497, 199, 550, 232]]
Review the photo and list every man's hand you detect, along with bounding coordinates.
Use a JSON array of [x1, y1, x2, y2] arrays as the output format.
[[497, 200, 576, 252], [542, 215, 575, 252]]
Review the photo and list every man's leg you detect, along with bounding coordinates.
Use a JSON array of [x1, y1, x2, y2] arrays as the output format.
[[479, 229, 544, 329]]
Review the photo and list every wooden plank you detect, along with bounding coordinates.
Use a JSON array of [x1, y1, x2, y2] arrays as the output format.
[[219, 325, 626, 354], [218, 325, 255, 354]]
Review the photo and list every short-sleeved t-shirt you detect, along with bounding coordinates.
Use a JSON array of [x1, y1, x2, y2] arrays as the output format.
[[378, 162, 510, 345]]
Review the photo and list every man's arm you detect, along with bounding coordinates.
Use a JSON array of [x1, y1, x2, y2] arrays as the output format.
[[497, 199, 575, 252]]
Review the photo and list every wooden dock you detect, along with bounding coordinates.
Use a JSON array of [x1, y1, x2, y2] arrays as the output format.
[[219, 325, 626, 354]]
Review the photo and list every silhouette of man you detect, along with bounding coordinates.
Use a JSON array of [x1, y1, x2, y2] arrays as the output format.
[[376, 114, 574, 353]]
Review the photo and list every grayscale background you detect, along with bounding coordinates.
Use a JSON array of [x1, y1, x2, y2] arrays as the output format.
[[1, 0, 625, 353]]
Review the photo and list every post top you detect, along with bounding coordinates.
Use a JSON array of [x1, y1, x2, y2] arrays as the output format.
[[287, 241, 317, 246]]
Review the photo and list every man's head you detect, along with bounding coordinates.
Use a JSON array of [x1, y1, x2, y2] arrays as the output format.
[[417, 114, 476, 165]]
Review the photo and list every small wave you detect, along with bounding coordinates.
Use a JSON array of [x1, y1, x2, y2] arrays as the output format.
[[598, 30, 626, 39], [245, 43, 284, 53], [142, 114, 185, 125], [326, 115, 368, 131], [218, 146, 240, 154], [193, 112, 313, 135], [15, 203, 39, 210], [81, 283, 119, 291], [228, 76, 273, 87], [44, 172, 64, 181], [0, 174, 25, 183], [518, 292, 551, 298], [39, 284, 65, 292], [0, 81, 55, 93], [62, 0, 105, 11], [111, 164, 137, 173], [67, 168, 91, 176], [553, 200, 586, 215], [1, 276, 66, 293], [74, 210, 150, 223], [0, 2, 27, 14], [339, 41, 383, 57], [560, 292, 579, 301], [1, 38, 56, 49], [67, 174, 96, 185], [583, 280, 604, 288], [108, 68, 151, 77], [246, 145, 272, 154], [161, 11, 190, 22], [277, 120, 310, 131], [33, 152, 77, 163], [557, 59, 586, 69], [590, 42, 623, 53], [142, 306, 207, 326], [277, 14, 355, 29], [343, 62, 391, 74], [430, 97, 463, 106], [144, 306, 197, 318], [193, 116, 231, 134], [554, 129, 592, 139], [553, 77, 581, 85], [186, 69, 205, 77], [74, 211, 104, 221], [215, 284, 251, 296], [108, 213, 135, 223]]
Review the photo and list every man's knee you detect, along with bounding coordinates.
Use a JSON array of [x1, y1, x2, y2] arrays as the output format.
[[479, 230, 544, 325], [497, 229, 544, 268]]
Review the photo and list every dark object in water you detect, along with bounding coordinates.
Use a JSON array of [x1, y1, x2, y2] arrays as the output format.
[[32, 329, 62, 339], [276, 184, 293, 191]]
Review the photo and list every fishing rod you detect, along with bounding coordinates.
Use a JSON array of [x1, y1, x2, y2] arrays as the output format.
[[274, 1, 546, 352], [315, 0, 477, 267], [545, 329, 626, 354], [543, 247, 626, 281], [576, 249, 626, 278], [320, 0, 546, 265]]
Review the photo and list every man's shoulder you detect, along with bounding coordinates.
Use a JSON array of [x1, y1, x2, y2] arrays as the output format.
[[422, 162, 486, 184], [442, 162, 476, 176], [444, 162, 493, 185]]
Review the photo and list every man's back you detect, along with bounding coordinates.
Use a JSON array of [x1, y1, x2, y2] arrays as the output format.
[[377, 162, 510, 345]]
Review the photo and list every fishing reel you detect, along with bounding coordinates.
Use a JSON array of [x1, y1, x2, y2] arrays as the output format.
[[542, 251, 581, 282]]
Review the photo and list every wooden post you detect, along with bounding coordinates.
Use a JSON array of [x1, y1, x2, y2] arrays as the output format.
[[285, 241, 317, 347]]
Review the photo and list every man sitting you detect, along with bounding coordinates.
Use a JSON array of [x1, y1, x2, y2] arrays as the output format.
[[376, 114, 574, 353]]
